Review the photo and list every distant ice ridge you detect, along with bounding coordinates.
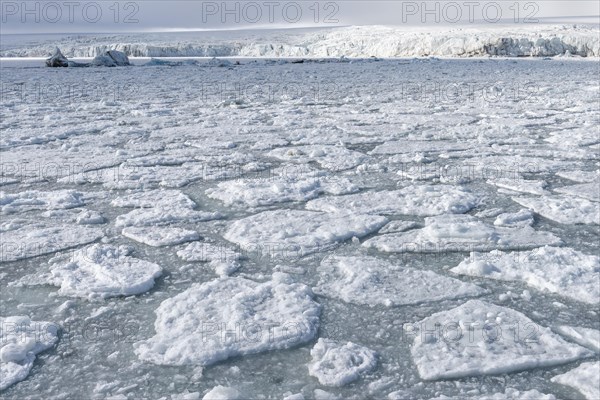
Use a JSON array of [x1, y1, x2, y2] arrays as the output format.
[[2, 25, 599, 58]]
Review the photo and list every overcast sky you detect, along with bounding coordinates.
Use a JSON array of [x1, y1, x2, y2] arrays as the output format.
[[1, 1, 598, 34]]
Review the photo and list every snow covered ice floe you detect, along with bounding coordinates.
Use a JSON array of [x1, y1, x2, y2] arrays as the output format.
[[0, 190, 86, 214], [410, 300, 592, 380], [121, 226, 199, 247], [202, 385, 241, 400], [223, 209, 387, 256], [451, 246, 599, 304], [362, 214, 561, 253], [493, 209, 534, 227], [176, 241, 241, 277], [267, 145, 368, 172], [1, 223, 103, 262], [135, 273, 320, 366], [551, 361, 600, 400], [113, 190, 222, 227], [427, 388, 556, 400], [554, 182, 600, 202], [305, 185, 478, 216], [486, 178, 548, 196], [206, 174, 358, 208], [314, 255, 485, 307], [0, 316, 59, 391], [554, 326, 600, 352], [46, 244, 162, 299], [512, 195, 600, 225], [308, 339, 377, 387]]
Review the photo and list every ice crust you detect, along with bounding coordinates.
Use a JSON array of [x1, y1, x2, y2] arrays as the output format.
[[551, 361, 600, 400], [363, 214, 562, 253], [47, 244, 162, 299], [305, 185, 478, 216], [135, 274, 321, 366], [451, 246, 599, 304], [0, 316, 59, 391], [308, 339, 377, 387], [410, 300, 592, 380], [512, 195, 600, 225], [314, 255, 485, 307]]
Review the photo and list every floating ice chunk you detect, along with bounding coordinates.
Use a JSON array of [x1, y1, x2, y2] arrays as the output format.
[[451, 246, 599, 304], [75, 209, 105, 225], [90, 50, 131, 67], [171, 391, 201, 400], [283, 393, 304, 400], [0, 316, 59, 391], [363, 214, 561, 253], [554, 326, 600, 352], [552, 361, 600, 400], [122, 227, 199, 247], [111, 190, 197, 209], [202, 386, 241, 400], [512, 195, 600, 225], [267, 145, 368, 171], [45, 47, 69, 67], [487, 178, 548, 195], [410, 300, 592, 380], [306, 185, 478, 216], [556, 170, 600, 183], [379, 220, 419, 234], [1, 190, 86, 214], [135, 274, 321, 366], [555, 182, 600, 202], [308, 339, 377, 387], [493, 209, 534, 227], [314, 255, 484, 307], [223, 210, 387, 256], [1, 224, 103, 262], [176, 242, 241, 277], [370, 140, 469, 155], [428, 388, 556, 400], [206, 175, 358, 208], [48, 244, 162, 299], [116, 206, 221, 227]]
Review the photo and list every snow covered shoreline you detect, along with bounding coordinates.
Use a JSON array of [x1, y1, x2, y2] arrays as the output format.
[[2, 24, 599, 58]]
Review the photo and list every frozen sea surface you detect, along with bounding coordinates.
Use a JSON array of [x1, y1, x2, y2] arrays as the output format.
[[0, 57, 599, 399]]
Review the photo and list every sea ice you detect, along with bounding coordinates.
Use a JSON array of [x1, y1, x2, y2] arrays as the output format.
[[451, 246, 599, 304], [410, 300, 592, 380], [0, 316, 59, 391], [554, 326, 600, 352], [202, 386, 241, 400], [493, 209, 534, 227], [176, 242, 241, 277], [427, 388, 557, 400], [487, 178, 548, 195], [206, 175, 358, 208], [47, 244, 162, 299], [314, 255, 485, 307], [1, 190, 86, 214], [554, 182, 600, 202], [551, 361, 600, 400], [512, 195, 600, 225], [308, 339, 377, 387], [363, 214, 561, 253], [1, 223, 103, 262], [224, 209, 387, 256], [306, 185, 478, 216], [135, 273, 321, 366], [267, 145, 368, 172], [121, 226, 199, 247]]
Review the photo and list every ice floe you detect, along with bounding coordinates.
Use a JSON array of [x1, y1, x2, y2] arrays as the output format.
[[314, 255, 485, 307], [306, 185, 479, 216], [555, 182, 600, 202], [487, 178, 548, 195], [202, 386, 241, 400], [410, 300, 592, 380], [206, 174, 358, 208], [308, 339, 377, 387], [176, 242, 241, 276], [493, 209, 534, 227], [135, 273, 320, 366], [267, 145, 368, 172], [551, 361, 600, 400], [1, 190, 86, 214], [427, 388, 557, 400], [1, 223, 103, 262], [0, 316, 59, 391], [121, 226, 199, 247], [363, 214, 561, 253], [224, 209, 387, 256], [554, 326, 600, 352], [451, 246, 599, 304], [47, 244, 162, 299], [512, 195, 600, 225]]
